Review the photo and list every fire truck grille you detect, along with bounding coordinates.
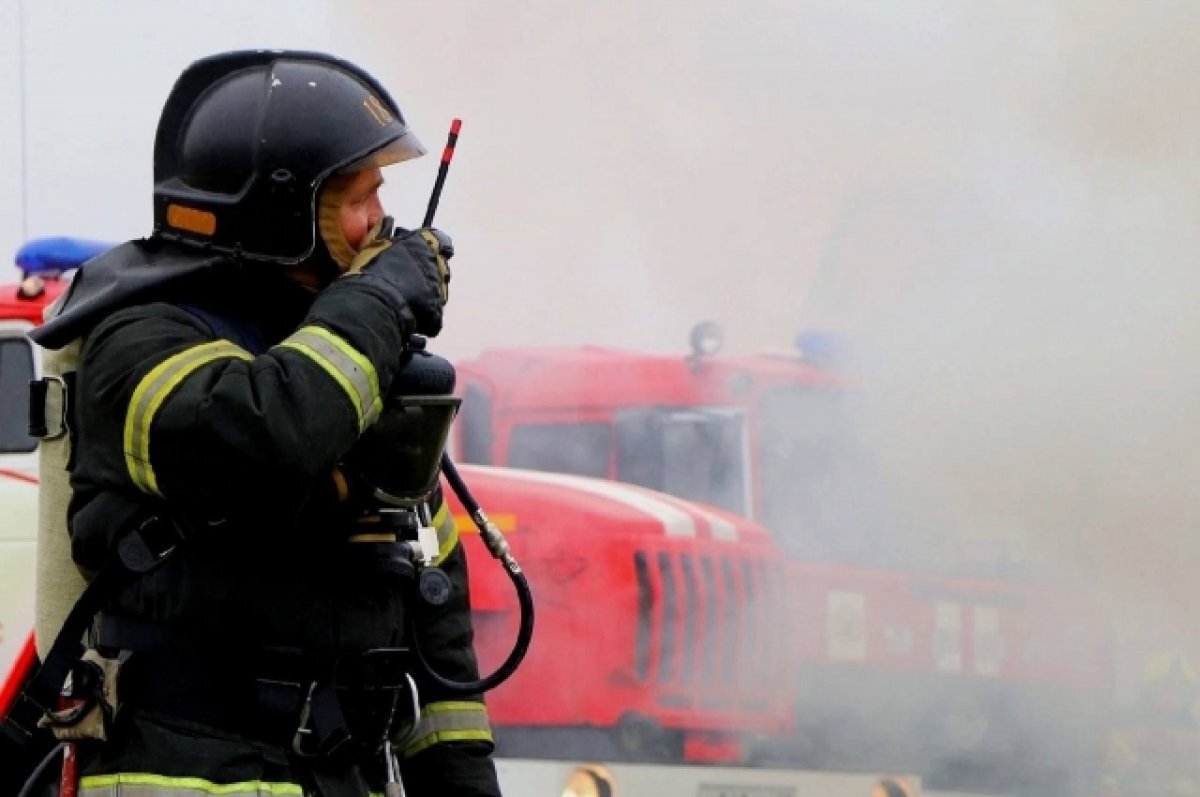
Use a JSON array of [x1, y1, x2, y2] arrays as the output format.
[[635, 549, 785, 712]]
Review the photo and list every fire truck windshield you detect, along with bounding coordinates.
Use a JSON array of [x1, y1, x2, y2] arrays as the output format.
[[503, 408, 750, 516], [615, 407, 749, 516], [757, 385, 897, 565]]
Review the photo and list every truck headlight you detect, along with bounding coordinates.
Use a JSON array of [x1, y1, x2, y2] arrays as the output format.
[[562, 765, 616, 797]]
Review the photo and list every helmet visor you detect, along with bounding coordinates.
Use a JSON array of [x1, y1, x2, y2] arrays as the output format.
[[338, 128, 426, 175]]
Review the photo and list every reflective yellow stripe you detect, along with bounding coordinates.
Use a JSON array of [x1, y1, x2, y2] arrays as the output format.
[[405, 728, 494, 756], [123, 340, 252, 495], [426, 699, 488, 714], [402, 699, 492, 758], [432, 502, 458, 566], [276, 325, 381, 431], [80, 773, 303, 795]]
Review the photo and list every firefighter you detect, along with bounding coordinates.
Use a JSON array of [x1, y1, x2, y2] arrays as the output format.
[[1100, 652, 1200, 796], [27, 50, 498, 796]]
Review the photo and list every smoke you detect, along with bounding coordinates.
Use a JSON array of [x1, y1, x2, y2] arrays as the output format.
[[342, 0, 1200, 747], [359, 0, 1200, 705], [804, 4, 1200, 702], [369, 0, 1200, 751]]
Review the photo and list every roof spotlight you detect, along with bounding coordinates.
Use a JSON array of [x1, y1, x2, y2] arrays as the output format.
[[689, 320, 724, 358]]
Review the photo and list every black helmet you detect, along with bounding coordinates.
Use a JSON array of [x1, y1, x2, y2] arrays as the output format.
[[153, 49, 425, 264]]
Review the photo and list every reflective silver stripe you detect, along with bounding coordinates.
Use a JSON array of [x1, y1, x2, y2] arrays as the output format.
[[402, 700, 492, 757], [80, 773, 303, 795], [276, 325, 381, 431], [123, 340, 252, 496]]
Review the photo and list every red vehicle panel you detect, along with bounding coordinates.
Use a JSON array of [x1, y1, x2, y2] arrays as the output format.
[[447, 465, 792, 760], [454, 341, 1115, 778]]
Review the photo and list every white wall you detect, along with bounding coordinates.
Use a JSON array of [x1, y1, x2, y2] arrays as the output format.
[[11, 1, 343, 252], [0, 0, 26, 262]]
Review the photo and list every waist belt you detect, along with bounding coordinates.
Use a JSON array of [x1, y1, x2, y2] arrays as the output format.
[[98, 615, 416, 761]]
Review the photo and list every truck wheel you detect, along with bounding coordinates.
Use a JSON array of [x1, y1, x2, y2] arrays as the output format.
[[614, 714, 678, 762]]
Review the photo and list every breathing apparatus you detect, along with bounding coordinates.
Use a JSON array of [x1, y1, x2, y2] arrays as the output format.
[[340, 119, 533, 696], [342, 339, 533, 695]]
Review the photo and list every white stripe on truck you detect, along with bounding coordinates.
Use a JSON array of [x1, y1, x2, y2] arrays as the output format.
[[495, 468, 697, 537]]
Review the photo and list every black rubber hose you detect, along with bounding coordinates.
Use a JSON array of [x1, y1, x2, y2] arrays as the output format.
[[413, 565, 535, 695], [16, 743, 64, 797], [441, 453, 477, 513], [410, 453, 534, 694]]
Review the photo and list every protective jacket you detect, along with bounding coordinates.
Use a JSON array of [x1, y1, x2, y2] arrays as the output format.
[[32, 239, 499, 796]]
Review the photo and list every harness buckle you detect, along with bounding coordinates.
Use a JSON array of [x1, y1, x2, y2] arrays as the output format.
[[291, 682, 318, 758], [28, 375, 70, 440], [290, 681, 354, 761], [116, 515, 186, 573]]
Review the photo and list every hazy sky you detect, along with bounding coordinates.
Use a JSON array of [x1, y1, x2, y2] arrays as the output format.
[[353, 1, 1200, 696]]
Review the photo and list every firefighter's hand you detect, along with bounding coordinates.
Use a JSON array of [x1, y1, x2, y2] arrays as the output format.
[[350, 219, 453, 337], [404, 228, 454, 294]]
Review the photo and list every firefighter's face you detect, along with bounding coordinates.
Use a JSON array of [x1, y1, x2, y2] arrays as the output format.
[[297, 166, 389, 290], [336, 167, 387, 253]]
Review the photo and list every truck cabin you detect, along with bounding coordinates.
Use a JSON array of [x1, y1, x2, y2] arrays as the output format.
[[452, 333, 903, 566]]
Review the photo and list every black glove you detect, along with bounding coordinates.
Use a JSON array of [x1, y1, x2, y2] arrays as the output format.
[[399, 227, 453, 301], [352, 219, 454, 337]]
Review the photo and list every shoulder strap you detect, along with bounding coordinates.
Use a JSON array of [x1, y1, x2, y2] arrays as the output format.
[[2, 510, 186, 763], [27, 304, 267, 446], [179, 304, 268, 355], [6, 303, 262, 777]]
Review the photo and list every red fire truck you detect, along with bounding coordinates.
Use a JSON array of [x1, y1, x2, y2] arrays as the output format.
[[0, 244, 836, 796], [451, 327, 1114, 792], [447, 464, 794, 765]]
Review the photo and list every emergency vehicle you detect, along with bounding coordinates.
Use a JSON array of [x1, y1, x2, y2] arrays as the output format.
[[451, 328, 1114, 793], [0, 242, 936, 797]]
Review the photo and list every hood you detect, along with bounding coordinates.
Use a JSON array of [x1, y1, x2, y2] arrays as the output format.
[[30, 239, 233, 349]]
